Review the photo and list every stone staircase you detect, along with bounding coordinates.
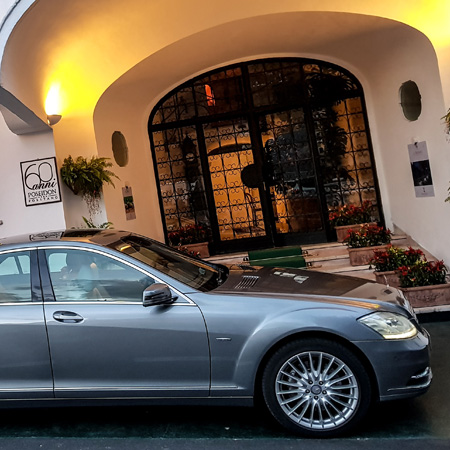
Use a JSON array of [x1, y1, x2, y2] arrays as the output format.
[[207, 233, 436, 283], [207, 234, 450, 315], [302, 234, 412, 281]]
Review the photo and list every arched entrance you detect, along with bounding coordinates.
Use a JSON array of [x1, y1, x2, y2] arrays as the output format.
[[148, 58, 382, 254]]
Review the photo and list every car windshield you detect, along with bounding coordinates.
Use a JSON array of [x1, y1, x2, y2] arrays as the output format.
[[113, 235, 227, 291]]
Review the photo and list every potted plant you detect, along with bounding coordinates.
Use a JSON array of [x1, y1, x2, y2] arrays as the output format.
[[168, 223, 210, 258], [344, 224, 391, 266], [60, 155, 118, 221], [370, 246, 423, 287], [398, 260, 450, 308], [329, 201, 375, 242]]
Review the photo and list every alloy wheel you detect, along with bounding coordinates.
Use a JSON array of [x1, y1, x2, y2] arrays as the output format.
[[274, 350, 360, 430]]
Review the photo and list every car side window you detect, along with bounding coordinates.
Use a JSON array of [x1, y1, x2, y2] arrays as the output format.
[[0, 251, 32, 303], [45, 249, 155, 302]]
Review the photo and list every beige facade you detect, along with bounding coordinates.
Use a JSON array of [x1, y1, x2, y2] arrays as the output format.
[[1, 1, 450, 259]]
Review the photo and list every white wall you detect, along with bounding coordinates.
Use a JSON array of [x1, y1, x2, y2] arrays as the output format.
[[93, 104, 164, 240], [0, 0, 16, 19], [0, 115, 66, 239], [51, 115, 109, 228], [362, 30, 450, 259], [0, 1, 36, 66], [0, 2, 69, 237]]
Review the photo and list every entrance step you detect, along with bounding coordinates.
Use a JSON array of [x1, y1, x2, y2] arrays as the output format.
[[206, 234, 441, 315], [303, 234, 409, 272], [248, 245, 306, 268], [207, 233, 435, 282], [206, 252, 248, 266]]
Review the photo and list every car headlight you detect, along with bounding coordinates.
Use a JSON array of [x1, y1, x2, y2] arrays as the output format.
[[358, 312, 418, 340]]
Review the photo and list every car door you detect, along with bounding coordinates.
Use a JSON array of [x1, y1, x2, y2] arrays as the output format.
[[0, 248, 53, 399], [39, 246, 210, 399]]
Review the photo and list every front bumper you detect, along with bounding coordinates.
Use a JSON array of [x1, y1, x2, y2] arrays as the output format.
[[355, 326, 432, 401]]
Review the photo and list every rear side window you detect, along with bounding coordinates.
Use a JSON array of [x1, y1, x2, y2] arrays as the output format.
[[0, 251, 31, 303]]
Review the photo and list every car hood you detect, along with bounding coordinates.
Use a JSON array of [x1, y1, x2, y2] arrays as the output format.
[[214, 265, 410, 310]]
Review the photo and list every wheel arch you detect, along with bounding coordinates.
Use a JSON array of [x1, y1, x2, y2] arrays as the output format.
[[253, 330, 380, 403]]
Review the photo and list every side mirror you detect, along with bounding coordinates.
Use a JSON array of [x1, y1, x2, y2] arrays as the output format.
[[143, 283, 177, 307]]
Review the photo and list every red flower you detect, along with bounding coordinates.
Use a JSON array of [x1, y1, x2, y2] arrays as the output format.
[[397, 259, 447, 288], [329, 201, 373, 227], [344, 224, 391, 248]]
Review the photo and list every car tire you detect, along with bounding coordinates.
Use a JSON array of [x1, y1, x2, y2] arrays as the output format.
[[262, 338, 372, 437]]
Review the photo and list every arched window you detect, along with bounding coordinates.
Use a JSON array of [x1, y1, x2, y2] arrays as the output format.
[[148, 58, 382, 254]]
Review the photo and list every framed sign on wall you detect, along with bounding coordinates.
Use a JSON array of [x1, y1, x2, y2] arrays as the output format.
[[122, 184, 136, 220], [407, 141, 435, 198], [20, 157, 62, 206]]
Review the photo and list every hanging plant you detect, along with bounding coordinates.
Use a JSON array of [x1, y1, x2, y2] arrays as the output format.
[[60, 155, 118, 219]]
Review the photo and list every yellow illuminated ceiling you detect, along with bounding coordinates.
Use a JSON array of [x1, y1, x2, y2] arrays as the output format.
[[2, 0, 450, 120], [402, 0, 450, 47]]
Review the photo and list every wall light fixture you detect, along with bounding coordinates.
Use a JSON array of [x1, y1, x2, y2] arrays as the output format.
[[47, 114, 62, 126]]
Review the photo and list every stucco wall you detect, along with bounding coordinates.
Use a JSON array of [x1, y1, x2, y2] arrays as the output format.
[[360, 29, 450, 259], [0, 1, 16, 19], [51, 115, 109, 228], [0, 1, 67, 237], [0, 117, 66, 238]]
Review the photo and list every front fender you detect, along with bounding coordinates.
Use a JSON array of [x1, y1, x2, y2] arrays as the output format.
[[194, 293, 379, 397], [231, 306, 379, 395]]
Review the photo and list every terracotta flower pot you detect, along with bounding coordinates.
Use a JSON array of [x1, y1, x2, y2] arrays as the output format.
[[374, 270, 400, 287], [400, 283, 450, 308], [335, 222, 377, 243], [347, 244, 390, 266]]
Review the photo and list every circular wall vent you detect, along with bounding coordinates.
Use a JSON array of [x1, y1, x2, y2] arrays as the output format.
[[112, 131, 129, 167], [400, 80, 422, 121]]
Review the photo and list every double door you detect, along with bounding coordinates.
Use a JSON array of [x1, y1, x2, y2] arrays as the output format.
[[201, 109, 326, 253], [151, 59, 381, 255]]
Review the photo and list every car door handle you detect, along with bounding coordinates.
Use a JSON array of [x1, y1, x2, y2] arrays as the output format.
[[53, 311, 84, 323]]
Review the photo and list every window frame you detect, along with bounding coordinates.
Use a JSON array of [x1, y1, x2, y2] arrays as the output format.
[[37, 246, 193, 305], [0, 248, 40, 303]]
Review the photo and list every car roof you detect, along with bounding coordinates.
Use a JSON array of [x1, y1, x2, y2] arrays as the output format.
[[0, 229, 133, 250]]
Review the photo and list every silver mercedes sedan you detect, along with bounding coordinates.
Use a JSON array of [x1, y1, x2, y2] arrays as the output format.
[[0, 229, 431, 437]]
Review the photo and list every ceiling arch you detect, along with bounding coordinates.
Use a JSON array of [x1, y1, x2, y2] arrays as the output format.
[[95, 10, 435, 120], [0, 0, 446, 128]]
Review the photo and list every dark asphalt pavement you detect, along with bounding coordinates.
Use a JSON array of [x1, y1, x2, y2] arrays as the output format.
[[0, 318, 448, 450]]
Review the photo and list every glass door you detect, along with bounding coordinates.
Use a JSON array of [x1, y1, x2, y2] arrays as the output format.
[[203, 118, 269, 245], [261, 109, 324, 243], [149, 58, 383, 253]]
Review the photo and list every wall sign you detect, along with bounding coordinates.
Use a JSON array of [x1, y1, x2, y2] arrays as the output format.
[[122, 185, 136, 220], [20, 157, 62, 206], [407, 141, 435, 198]]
